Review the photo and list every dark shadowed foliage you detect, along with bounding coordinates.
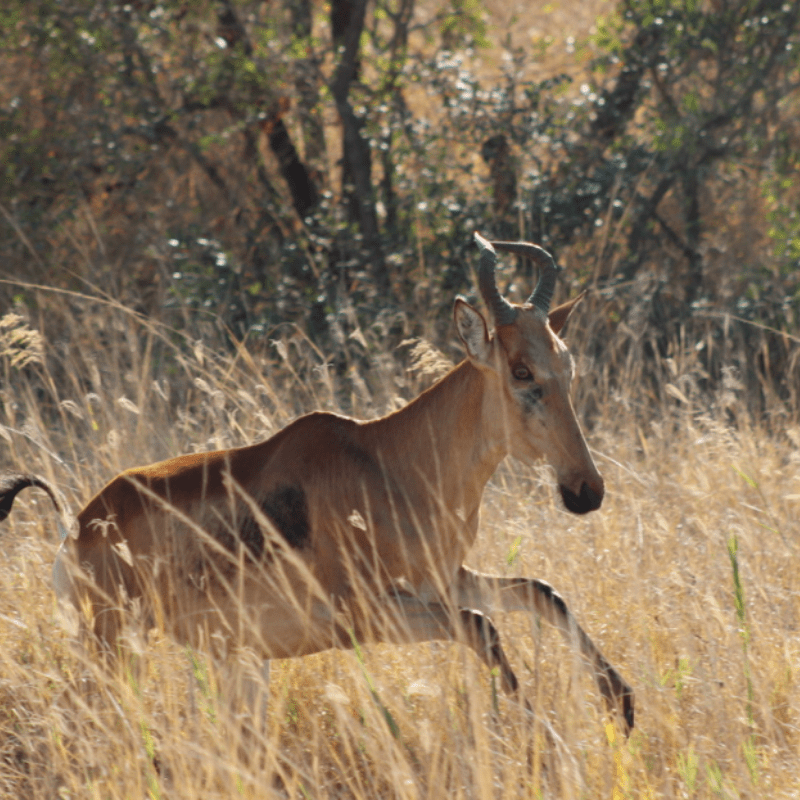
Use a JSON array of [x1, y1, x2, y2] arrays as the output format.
[[1, 0, 799, 422]]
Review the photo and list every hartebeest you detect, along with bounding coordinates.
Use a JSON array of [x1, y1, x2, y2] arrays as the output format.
[[0, 233, 633, 733]]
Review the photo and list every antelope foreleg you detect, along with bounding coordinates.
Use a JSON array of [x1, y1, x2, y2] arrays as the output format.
[[455, 567, 634, 733], [374, 592, 520, 697]]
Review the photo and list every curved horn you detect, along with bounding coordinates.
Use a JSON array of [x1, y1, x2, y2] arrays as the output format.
[[474, 232, 518, 326], [489, 240, 561, 315]]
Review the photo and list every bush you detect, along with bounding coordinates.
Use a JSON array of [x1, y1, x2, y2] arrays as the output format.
[[1, 0, 799, 419]]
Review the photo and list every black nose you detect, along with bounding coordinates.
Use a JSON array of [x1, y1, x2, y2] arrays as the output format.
[[560, 481, 603, 514]]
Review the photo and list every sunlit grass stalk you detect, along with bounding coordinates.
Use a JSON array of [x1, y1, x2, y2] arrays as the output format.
[[2, 285, 800, 797], [727, 534, 758, 786], [349, 629, 401, 740]]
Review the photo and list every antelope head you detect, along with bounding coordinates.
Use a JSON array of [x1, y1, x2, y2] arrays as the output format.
[[454, 232, 603, 514]]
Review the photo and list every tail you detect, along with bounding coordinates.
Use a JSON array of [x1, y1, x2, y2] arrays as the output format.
[[0, 473, 67, 536]]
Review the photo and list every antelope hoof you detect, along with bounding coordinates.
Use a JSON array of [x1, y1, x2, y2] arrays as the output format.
[[619, 684, 635, 736], [598, 667, 635, 736]]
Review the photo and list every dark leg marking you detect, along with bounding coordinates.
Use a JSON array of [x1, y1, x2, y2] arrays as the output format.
[[504, 577, 569, 620], [595, 656, 635, 734], [459, 609, 519, 695], [507, 577, 635, 733], [531, 579, 568, 618]]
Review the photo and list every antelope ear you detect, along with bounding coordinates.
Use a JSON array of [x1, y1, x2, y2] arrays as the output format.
[[454, 298, 491, 364], [548, 291, 585, 335]]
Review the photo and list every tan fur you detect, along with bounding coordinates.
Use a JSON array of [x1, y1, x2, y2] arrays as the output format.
[[2, 292, 634, 733]]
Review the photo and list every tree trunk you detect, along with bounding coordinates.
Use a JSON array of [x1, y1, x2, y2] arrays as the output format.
[[330, 0, 388, 295], [218, 0, 319, 220]]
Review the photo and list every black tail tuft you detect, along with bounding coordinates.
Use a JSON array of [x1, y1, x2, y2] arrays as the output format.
[[0, 473, 63, 522]]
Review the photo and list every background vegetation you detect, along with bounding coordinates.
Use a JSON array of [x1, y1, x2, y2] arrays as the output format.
[[3, 0, 800, 416], [1, 0, 799, 797]]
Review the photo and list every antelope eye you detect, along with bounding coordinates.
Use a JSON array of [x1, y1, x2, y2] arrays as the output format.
[[513, 365, 532, 381]]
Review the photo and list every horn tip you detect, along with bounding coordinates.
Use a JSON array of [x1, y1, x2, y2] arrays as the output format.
[[473, 231, 495, 254]]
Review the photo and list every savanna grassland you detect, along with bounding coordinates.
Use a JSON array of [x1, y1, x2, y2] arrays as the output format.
[[2, 286, 800, 800], [2, 0, 800, 798]]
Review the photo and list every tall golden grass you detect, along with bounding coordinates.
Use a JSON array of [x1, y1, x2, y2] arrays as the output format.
[[1, 288, 798, 799]]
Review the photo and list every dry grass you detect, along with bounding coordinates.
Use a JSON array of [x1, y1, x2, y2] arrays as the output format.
[[1, 292, 799, 800], [1, 0, 797, 795]]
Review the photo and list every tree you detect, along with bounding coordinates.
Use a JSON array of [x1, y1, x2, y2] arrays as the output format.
[[2, 0, 799, 413]]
